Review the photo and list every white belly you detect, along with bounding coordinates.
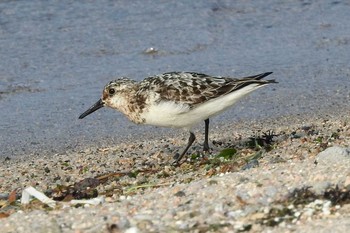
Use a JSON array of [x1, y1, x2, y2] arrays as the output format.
[[142, 84, 263, 129]]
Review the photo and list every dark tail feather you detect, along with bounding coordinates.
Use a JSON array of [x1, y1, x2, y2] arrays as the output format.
[[251, 72, 273, 80], [250, 72, 277, 84]]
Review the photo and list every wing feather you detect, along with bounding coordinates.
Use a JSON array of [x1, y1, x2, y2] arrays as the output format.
[[137, 72, 275, 107]]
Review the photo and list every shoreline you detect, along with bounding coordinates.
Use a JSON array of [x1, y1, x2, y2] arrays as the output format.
[[3, 105, 346, 160]]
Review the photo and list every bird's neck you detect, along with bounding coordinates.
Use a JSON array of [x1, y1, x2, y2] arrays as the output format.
[[112, 87, 146, 124]]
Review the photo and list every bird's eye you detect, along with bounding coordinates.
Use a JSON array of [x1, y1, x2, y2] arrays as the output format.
[[109, 88, 115, 95]]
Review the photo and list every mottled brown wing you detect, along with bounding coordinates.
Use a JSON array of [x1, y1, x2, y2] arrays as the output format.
[[137, 72, 274, 107]]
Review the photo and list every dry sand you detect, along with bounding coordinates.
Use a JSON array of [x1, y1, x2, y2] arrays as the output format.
[[1, 114, 350, 232]]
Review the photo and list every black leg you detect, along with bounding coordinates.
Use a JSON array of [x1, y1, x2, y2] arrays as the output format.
[[203, 118, 210, 152], [173, 132, 196, 165]]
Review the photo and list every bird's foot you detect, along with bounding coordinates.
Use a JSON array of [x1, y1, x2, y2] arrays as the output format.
[[172, 153, 182, 166], [171, 160, 180, 167], [203, 143, 211, 153]]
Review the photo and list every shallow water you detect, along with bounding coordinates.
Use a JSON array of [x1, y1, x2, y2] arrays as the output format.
[[1, 0, 350, 157]]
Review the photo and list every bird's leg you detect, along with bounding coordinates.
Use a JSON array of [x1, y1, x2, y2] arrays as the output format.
[[172, 132, 196, 166], [203, 118, 210, 152]]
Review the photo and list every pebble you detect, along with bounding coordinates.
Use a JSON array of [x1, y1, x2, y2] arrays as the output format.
[[316, 146, 350, 164], [311, 181, 332, 195], [125, 227, 141, 233]]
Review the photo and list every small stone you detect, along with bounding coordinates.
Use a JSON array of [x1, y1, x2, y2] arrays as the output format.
[[249, 212, 265, 220], [174, 191, 186, 197], [242, 159, 259, 170], [344, 176, 350, 188], [125, 227, 140, 233], [316, 146, 350, 164], [312, 181, 331, 195], [143, 47, 158, 55]]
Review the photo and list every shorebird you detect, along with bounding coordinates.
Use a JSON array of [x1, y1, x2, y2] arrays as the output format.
[[79, 71, 276, 165]]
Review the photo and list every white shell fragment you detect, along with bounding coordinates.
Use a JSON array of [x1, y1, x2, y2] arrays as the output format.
[[21, 186, 104, 208], [70, 196, 105, 206], [21, 186, 56, 208]]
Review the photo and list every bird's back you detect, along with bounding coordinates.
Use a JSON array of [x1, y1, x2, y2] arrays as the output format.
[[137, 72, 275, 108]]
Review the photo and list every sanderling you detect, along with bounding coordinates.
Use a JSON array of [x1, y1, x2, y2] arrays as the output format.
[[79, 71, 276, 165]]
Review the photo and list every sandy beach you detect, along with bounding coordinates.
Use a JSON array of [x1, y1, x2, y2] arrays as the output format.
[[1, 113, 350, 232]]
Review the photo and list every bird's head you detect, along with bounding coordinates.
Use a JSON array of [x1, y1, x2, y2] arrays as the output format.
[[78, 78, 136, 119]]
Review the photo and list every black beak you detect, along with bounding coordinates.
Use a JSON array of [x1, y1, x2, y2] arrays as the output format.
[[79, 99, 105, 119]]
